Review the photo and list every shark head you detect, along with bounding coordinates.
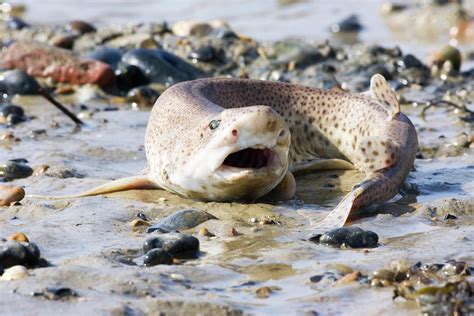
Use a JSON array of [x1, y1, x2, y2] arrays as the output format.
[[166, 105, 291, 201]]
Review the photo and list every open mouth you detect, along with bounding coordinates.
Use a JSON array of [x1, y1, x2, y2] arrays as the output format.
[[222, 148, 272, 169]]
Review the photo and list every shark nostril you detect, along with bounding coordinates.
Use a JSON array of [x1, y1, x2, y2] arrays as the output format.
[[278, 129, 286, 138], [232, 129, 238, 137]]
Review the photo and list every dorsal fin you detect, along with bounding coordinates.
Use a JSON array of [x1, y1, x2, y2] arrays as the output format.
[[368, 74, 400, 117]]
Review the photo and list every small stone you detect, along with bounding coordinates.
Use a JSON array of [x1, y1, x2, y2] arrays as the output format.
[[130, 219, 151, 228], [198, 227, 214, 237], [1, 161, 33, 180], [345, 229, 379, 248], [0, 241, 41, 268], [250, 217, 257, 223], [33, 165, 50, 176], [230, 228, 241, 236], [143, 248, 173, 266], [0, 185, 25, 206], [146, 209, 216, 233], [8, 232, 29, 243], [188, 46, 216, 62], [371, 278, 381, 287], [331, 15, 363, 33], [372, 269, 395, 281], [36, 287, 78, 300], [0, 70, 39, 95], [309, 275, 324, 283], [136, 212, 149, 221], [444, 214, 457, 220], [380, 279, 392, 287], [127, 86, 160, 108], [255, 286, 273, 299], [336, 271, 361, 285], [0, 265, 29, 280], [143, 232, 199, 258], [51, 34, 77, 50], [68, 20, 96, 34]]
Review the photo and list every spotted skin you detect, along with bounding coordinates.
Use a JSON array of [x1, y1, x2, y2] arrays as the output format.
[[145, 75, 417, 231]]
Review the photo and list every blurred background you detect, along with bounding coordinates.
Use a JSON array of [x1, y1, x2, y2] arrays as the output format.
[[6, 0, 474, 69]]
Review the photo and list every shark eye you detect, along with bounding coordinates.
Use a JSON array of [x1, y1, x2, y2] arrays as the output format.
[[209, 120, 221, 130]]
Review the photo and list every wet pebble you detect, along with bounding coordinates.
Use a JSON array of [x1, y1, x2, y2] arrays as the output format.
[[6, 17, 29, 30], [126, 86, 160, 108], [0, 104, 27, 126], [33, 287, 79, 300], [429, 45, 462, 72], [7, 232, 29, 243], [0, 240, 41, 268], [146, 209, 216, 233], [115, 64, 149, 92], [311, 227, 378, 248], [51, 34, 77, 49], [0, 70, 40, 95], [143, 232, 199, 258], [0, 265, 29, 280], [0, 185, 25, 206], [331, 15, 363, 33], [198, 227, 215, 237], [188, 46, 217, 62], [87, 47, 123, 69], [1, 160, 33, 180], [68, 20, 96, 35], [122, 48, 203, 85], [143, 248, 173, 266], [336, 271, 361, 285]]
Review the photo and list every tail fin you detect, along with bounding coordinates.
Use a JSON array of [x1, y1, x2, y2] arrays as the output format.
[[28, 176, 159, 200]]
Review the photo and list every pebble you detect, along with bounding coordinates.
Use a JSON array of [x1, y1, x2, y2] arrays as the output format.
[[5, 17, 29, 30], [2, 41, 115, 87], [143, 248, 173, 266], [51, 34, 77, 49], [68, 20, 96, 35], [331, 15, 363, 33], [314, 227, 379, 248], [126, 86, 160, 108], [0, 241, 41, 268], [372, 269, 395, 281], [229, 227, 242, 236], [0, 185, 25, 206], [7, 232, 29, 243], [0, 265, 29, 281], [143, 232, 199, 258], [429, 45, 462, 72], [336, 271, 361, 285], [33, 287, 78, 300], [255, 286, 281, 299], [87, 47, 123, 69], [33, 165, 50, 176], [129, 219, 150, 228], [198, 227, 215, 237], [0, 70, 40, 95], [188, 46, 217, 62], [146, 209, 216, 233], [121, 48, 203, 86], [1, 160, 33, 180]]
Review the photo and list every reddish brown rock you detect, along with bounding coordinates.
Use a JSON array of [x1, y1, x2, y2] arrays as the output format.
[[1, 41, 115, 87]]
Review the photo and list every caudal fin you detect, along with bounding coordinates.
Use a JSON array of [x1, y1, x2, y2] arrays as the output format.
[[28, 176, 159, 200]]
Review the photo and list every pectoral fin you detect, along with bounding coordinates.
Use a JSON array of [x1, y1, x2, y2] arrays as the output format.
[[357, 137, 400, 173], [291, 158, 355, 176], [28, 175, 160, 200]]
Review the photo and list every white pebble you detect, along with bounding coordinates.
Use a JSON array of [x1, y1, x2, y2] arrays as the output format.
[[1, 265, 30, 281]]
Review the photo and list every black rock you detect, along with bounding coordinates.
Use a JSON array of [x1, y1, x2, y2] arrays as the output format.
[[0, 70, 40, 95], [143, 248, 173, 266], [331, 15, 363, 33], [33, 287, 79, 300], [122, 48, 204, 85], [2, 104, 24, 117], [1, 160, 33, 180], [397, 54, 425, 69], [313, 227, 379, 248], [115, 64, 149, 91], [146, 209, 216, 232], [87, 47, 123, 69], [6, 17, 30, 30], [68, 20, 96, 35], [345, 228, 378, 248], [188, 46, 216, 62], [309, 275, 324, 283], [126, 86, 160, 107], [0, 241, 41, 268], [143, 232, 199, 258]]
